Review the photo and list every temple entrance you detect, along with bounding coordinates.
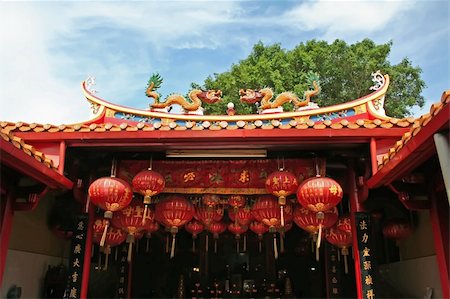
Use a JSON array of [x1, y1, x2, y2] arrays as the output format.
[[87, 218, 357, 298]]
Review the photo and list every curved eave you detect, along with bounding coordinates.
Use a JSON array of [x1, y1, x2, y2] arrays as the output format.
[[80, 75, 393, 123]]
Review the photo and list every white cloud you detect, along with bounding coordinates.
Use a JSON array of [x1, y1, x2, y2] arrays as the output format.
[[0, 2, 241, 124], [283, 0, 415, 39]]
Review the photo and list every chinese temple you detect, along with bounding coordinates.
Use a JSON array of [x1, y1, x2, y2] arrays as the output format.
[[0, 72, 448, 299]]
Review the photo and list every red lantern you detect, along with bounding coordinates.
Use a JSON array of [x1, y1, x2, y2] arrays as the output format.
[[296, 176, 343, 213], [382, 219, 412, 241], [250, 221, 268, 252], [251, 195, 292, 259], [228, 223, 248, 253], [202, 194, 221, 208], [132, 168, 165, 224], [186, 220, 204, 252], [208, 221, 227, 253], [336, 215, 352, 234], [228, 206, 253, 226], [228, 195, 246, 209], [326, 227, 352, 273], [88, 176, 132, 246], [265, 169, 298, 227], [155, 195, 195, 258], [293, 206, 338, 250], [195, 205, 224, 227], [251, 195, 292, 230], [111, 200, 147, 261], [93, 224, 127, 270]]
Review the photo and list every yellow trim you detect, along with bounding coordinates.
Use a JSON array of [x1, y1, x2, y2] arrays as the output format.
[[80, 75, 392, 122]]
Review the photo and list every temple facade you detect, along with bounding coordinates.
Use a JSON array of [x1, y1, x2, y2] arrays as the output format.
[[0, 72, 448, 299]]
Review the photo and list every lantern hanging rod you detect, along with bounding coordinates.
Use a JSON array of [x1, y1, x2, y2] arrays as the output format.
[[165, 149, 267, 158]]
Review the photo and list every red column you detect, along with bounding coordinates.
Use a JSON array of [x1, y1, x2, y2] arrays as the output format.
[[0, 190, 14, 286], [348, 165, 364, 299], [430, 179, 449, 298], [80, 205, 94, 298]]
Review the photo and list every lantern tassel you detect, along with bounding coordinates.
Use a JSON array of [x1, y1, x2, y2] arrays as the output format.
[[192, 238, 196, 252], [273, 233, 278, 260], [214, 239, 217, 253], [104, 246, 110, 271], [243, 234, 247, 252], [100, 221, 109, 247], [127, 241, 133, 262], [316, 246, 320, 261], [280, 205, 285, 228], [316, 224, 322, 249], [141, 205, 149, 225], [170, 234, 176, 259], [280, 233, 285, 253], [84, 195, 90, 213], [259, 240, 262, 253], [114, 247, 118, 261], [206, 234, 209, 253], [343, 248, 349, 274], [236, 239, 239, 253], [337, 249, 341, 261]]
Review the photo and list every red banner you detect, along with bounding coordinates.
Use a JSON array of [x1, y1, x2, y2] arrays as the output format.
[[118, 159, 325, 195]]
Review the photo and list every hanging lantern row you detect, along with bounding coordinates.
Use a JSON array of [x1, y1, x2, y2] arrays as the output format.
[[86, 157, 350, 262]]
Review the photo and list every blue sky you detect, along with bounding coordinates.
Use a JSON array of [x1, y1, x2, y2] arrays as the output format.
[[0, 1, 448, 124]]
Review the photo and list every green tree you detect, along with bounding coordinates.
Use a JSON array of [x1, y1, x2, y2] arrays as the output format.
[[194, 39, 425, 118]]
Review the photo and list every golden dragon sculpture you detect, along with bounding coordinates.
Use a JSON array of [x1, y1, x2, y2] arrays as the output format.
[[239, 73, 321, 110], [145, 73, 222, 112]]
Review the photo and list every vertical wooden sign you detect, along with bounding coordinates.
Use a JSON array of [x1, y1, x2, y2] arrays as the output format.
[[355, 212, 376, 299], [325, 242, 342, 298], [64, 214, 88, 299], [117, 243, 129, 299]]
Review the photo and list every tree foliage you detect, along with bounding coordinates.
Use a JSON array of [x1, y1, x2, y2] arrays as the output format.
[[193, 39, 425, 118]]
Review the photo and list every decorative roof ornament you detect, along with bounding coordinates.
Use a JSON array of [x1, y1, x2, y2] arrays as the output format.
[[85, 75, 97, 94], [370, 71, 385, 91]]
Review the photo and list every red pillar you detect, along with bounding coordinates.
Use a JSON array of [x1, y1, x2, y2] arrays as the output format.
[[80, 205, 94, 298], [430, 179, 449, 298], [0, 190, 14, 286], [348, 164, 364, 299]]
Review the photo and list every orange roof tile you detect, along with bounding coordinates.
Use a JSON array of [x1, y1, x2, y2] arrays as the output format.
[[378, 90, 450, 169], [0, 128, 56, 170], [0, 117, 416, 134]]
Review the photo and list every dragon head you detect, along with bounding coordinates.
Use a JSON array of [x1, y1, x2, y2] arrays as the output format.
[[199, 89, 223, 104], [239, 88, 267, 104], [239, 89, 260, 104]]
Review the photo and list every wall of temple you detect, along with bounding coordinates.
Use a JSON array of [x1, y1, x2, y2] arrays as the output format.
[[379, 210, 442, 297], [1, 195, 69, 298]]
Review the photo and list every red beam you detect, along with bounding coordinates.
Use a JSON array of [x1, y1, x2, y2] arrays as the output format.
[[14, 127, 409, 143], [367, 104, 450, 188], [0, 139, 73, 190]]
